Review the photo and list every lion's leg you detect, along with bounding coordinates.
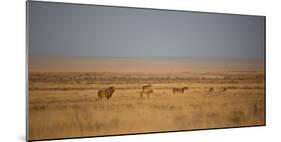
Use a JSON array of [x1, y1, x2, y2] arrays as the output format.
[[140, 92, 143, 99], [106, 94, 110, 100], [98, 94, 101, 101]]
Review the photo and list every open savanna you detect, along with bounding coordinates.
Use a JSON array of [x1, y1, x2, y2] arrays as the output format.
[[28, 69, 265, 140], [28, 56, 265, 140]]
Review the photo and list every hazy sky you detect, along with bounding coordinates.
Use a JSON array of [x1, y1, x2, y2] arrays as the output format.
[[28, 1, 265, 60]]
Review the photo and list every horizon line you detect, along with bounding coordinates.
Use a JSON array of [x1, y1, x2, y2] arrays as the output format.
[[29, 54, 264, 61]]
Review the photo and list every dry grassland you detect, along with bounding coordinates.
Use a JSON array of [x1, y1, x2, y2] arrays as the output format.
[[28, 70, 265, 140]]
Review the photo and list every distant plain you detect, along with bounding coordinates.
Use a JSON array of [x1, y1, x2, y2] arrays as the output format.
[[28, 56, 265, 140]]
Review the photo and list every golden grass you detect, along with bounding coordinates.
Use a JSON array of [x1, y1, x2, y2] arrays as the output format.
[[28, 71, 265, 140]]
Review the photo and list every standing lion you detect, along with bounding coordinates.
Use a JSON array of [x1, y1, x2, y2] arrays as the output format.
[[140, 84, 153, 99], [97, 86, 115, 100]]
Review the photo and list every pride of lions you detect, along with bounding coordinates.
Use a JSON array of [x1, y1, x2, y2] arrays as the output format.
[[97, 84, 228, 101]]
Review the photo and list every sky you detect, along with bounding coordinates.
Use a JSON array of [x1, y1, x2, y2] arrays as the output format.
[[28, 1, 265, 60]]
